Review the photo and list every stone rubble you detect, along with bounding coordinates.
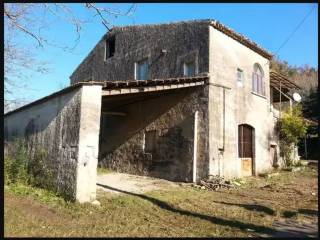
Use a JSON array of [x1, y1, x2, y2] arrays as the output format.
[[193, 175, 235, 191]]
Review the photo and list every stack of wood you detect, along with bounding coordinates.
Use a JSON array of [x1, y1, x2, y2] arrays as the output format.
[[198, 175, 233, 191]]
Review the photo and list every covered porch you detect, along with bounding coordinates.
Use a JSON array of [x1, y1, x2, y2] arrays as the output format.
[[97, 75, 209, 183]]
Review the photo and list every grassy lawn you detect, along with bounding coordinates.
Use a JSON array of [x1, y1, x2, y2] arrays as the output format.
[[4, 165, 318, 237]]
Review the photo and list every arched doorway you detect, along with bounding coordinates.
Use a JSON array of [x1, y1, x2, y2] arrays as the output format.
[[238, 124, 255, 176]]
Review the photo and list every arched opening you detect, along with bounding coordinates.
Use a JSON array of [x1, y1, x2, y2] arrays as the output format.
[[252, 63, 265, 96], [238, 124, 255, 176]]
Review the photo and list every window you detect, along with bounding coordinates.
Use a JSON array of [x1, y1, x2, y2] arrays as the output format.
[[135, 59, 149, 80], [144, 130, 157, 153], [183, 61, 196, 77], [105, 36, 115, 60], [252, 63, 265, 95], [237, 68, 244, 86]]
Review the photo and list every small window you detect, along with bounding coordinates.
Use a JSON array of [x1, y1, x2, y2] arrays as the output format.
[[105, 36, 115, 60], [237, 68, 244, 86], [184, 61, 196, 77], [135, 59, 149, 80], [144, 130, 157, 153]]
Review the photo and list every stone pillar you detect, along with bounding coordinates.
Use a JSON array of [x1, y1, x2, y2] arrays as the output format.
[[76, 85, 102, 203]]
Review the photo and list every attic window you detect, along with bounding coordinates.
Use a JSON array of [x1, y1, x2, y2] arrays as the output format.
[[105, 36, 115, 60], [135, 59, 149, 80], [183, 61, 196, 77]]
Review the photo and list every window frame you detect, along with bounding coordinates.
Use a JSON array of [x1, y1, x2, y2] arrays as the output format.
[[237, 68, 244, 86], [183, 60, 196, 77], [252, 63, 265, 96], [135, 58, 149, 80]]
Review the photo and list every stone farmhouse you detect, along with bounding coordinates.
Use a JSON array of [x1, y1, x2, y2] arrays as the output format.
[[4, 19, 300, 203]]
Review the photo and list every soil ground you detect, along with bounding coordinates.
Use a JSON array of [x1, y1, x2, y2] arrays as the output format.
[[4, 164, 318, 237], [97, 172, 179, 194]]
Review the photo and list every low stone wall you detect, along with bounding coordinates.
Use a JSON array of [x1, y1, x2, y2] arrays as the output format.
[[4, 84, 102, 202]]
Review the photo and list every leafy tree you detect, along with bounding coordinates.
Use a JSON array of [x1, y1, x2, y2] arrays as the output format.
[[301, 87, 318, 135]]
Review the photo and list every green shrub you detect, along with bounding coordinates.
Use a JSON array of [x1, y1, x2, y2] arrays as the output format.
[[4, 139, 29, 185], [4, 139, 54, 190], [28, 148, 54, 189], [278, 105, 307, 166]]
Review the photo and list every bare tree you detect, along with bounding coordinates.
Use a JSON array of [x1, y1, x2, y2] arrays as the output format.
[[4, 3, 136, 112]]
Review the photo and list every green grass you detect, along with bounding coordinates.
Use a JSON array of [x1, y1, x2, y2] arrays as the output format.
[[97, 167, 113, 175], [5, 184, 64, 205], [4, 166, 318, 237]]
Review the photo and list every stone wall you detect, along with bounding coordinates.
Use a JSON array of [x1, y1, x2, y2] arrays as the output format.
[[208, 25, 275, 178], [99, 86, 209, 182], [68, 19, 277, 181], [70, 20, 210, 84], [4, 84, 102, 202]]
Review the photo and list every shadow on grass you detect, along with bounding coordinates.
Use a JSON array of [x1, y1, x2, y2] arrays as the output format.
[[282, 209, 318, 218], [298, 209, 318, 216], [282, 210, 298, 218], [97, 183, 275, 235], [270, 220, 318, 238], [212, 201, 276, 216]]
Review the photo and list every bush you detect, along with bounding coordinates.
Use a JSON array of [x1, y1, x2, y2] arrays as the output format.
[[4, 139, 54, 190], [28, 148, 54, 189], [4, 139, 29, 185], [278, 105, 307, 166]]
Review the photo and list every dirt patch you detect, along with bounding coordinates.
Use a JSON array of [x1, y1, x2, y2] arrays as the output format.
[[97, 172, 179, 194], [5, 192, 62, 221]]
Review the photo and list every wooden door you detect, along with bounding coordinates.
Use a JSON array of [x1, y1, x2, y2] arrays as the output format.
[[239, 124, 255, 176]]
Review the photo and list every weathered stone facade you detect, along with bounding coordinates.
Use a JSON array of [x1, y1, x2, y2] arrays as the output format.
[[70, 20, 210, 83], [4, 84, 102, 202], [208, 25, 276, 178], [4, 19, 279, 203], [70, 19, 276, 181]]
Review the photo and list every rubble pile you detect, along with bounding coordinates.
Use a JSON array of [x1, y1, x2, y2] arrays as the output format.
[[194, 175, 234, 191]]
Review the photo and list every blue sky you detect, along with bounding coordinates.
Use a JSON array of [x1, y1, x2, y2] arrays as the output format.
[[8, 3, 318, 102]]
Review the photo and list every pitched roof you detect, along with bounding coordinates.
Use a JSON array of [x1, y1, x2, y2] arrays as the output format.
[[109, 19, 273, 60]]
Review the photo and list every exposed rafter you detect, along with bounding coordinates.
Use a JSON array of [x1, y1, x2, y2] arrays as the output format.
[[270, 71, 301, 90]]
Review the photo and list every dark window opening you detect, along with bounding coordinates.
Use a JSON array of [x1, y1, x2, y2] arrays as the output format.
[[145, 130, 157, 153], [105, 37, 115, 60]]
